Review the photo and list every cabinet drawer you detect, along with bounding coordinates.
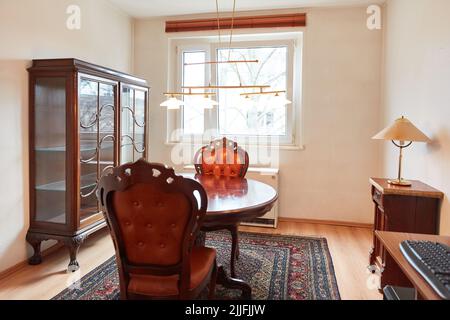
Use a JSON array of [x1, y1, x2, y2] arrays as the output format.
[[373, 189, 383, 206]]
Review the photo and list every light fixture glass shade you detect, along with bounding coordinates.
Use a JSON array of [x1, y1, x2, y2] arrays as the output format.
[[160, 96, 184, 110], [372, 116, 431, 142], [239, 95, 254, 108], [272, 93, 292, 106], [198, 95, 219, 109]]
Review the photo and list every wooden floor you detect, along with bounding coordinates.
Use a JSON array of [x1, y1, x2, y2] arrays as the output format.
[[0, 221, 382, 300]]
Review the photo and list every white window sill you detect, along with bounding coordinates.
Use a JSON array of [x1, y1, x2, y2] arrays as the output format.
[[164, 141, 305, 151]]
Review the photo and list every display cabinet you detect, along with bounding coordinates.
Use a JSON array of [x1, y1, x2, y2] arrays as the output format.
[[27, 59, 149, 271]]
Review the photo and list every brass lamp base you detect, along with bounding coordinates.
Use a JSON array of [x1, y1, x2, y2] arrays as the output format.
[[388, 179, 412, 187]]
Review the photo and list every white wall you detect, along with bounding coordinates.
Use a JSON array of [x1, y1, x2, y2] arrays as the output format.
[[134, 7, 383, 224], [381, 0, 450, 235], [0, 0, 133, 273]]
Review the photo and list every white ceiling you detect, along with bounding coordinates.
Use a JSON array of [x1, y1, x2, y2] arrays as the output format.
[[109, 0, 385, 18]]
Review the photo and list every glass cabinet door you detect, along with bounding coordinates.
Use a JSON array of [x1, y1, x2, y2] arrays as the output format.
[[79, 76, 117, 223], [34, 77, 67, 224], [120, 86, 147, 164]]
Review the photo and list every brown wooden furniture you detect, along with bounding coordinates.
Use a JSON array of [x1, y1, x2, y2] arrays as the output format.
[[193, 138, 250, 278], [98, 160, 217, 300], [182, 173, 278, 299], [27, 59, 149, 271], [376, 231, 450, 300], [369, 178, 444, 288], [194, 137, 249, 178]]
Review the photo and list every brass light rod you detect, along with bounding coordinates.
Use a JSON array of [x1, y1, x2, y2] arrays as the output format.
[[184, 60, 259, 66], [240, 90, 286, 96], [182, 85, 270, 90], [163, 92, 217, 96]]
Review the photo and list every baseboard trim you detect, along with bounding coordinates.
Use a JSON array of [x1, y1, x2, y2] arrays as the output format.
[[278, 217, 373, 229], [0, 243, 63, 281]]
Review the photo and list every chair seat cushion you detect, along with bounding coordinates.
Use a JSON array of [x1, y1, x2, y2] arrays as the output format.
[[127, 246, 216, 297]]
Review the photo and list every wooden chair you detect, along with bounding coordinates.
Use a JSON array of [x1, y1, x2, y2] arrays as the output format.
[[193, 137, 249, 278], [98, 159, 217, 300], [194, 137, 249, 178]]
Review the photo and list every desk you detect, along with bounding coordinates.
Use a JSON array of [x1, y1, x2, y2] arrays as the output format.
[[375, 231, 450, 300], [369, 178, 443, 288], [182, 173, 278, 299]]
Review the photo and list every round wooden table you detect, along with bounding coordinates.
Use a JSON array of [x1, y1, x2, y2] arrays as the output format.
[[182, 173, 278, 299]]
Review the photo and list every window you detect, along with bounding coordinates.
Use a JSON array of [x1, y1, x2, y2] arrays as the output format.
[[169, 33, 302, 146], [217, 46, 288, 136], [182, 51, 207, 135]]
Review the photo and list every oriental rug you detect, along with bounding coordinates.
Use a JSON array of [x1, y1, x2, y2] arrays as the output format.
[[52, 231, 340, 300]]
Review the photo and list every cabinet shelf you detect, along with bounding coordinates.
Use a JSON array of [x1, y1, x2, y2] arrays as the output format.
[[36, 142, 114, 153], [82, 161, 114, 166], [36, 173, 97, 192], [44, 212, 66, 224]]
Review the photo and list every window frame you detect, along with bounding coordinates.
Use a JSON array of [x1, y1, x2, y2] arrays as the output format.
[[167, 32, 303, 147]]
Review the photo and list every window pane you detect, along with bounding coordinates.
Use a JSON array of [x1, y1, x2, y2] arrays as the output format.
[[217, 47, 288, 136], [183, 51, 206, 135]]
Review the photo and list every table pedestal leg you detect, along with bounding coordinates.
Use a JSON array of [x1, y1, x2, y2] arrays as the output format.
[[195, 231, 207, 247], [196, 230, 252, 300], [226, 225, 239, 278], [217, 266, 252, 300]]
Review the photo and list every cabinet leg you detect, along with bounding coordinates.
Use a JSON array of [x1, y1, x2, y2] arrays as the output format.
[[26, 235, 43, 265], [64, 236, 86, 272], [67, 244, 80, 272], [368, 247, 377, 273], [369, 247, 375, 265]]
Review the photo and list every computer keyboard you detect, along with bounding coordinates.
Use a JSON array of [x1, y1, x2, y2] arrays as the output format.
[[400, 240, 450, 300]]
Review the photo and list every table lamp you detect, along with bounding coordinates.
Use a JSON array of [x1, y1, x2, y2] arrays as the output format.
[[372, 116, 431, 186]]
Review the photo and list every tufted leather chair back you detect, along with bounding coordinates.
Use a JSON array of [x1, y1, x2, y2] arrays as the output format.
[[194, 137, 249, 178], [98, 160, 208, 291], [111, 183, 191, 266]]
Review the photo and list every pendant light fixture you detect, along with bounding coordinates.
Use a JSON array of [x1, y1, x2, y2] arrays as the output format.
[[184, 60, 258, 66], [272, 92, 292, 106], [198, 95, 219, 109], [159, 95, 184, 110], [161, 90, 216, 110], [240, 94, 255, 108], [161, 0, 274, 109], [240, 89, 291, 106]]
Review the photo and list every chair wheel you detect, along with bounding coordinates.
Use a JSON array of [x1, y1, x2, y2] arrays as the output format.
[[367, 265, 377, 274], [68, 262, 80, 273]]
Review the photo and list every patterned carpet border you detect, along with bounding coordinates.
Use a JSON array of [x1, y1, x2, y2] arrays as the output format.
[[53, 231, 340, 300]]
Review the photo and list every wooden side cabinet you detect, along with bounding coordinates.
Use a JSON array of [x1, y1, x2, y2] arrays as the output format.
[[27, 59, 150, 271], [368, 178, 443, 288]]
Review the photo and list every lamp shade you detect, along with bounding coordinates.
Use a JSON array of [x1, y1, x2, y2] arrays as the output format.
[[240, 95, 255, 108], [372, 116, 431, 142], [197, 95, 218, 109], [272, 93, 292, 106], [160, 96, 184, 110]]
